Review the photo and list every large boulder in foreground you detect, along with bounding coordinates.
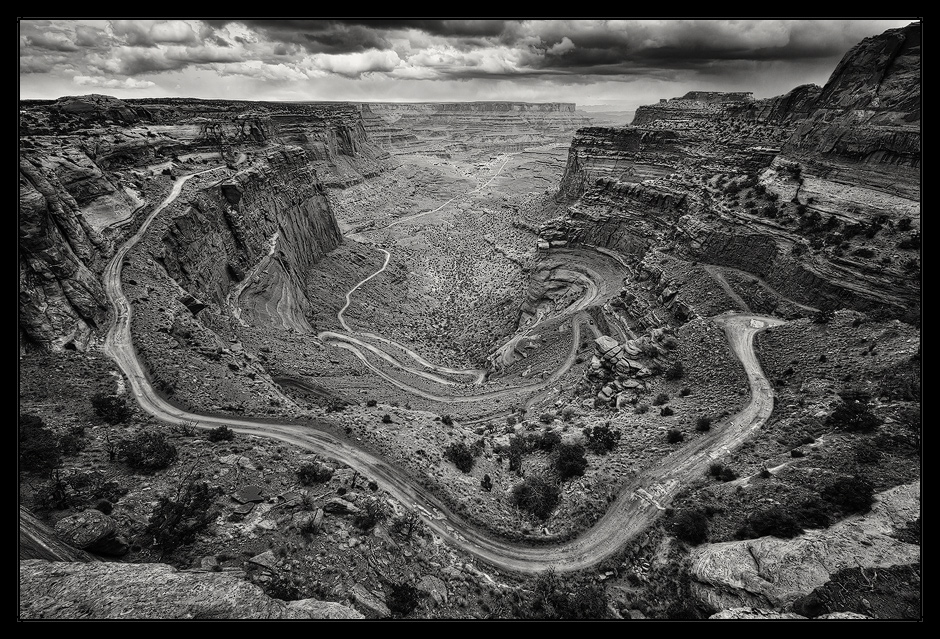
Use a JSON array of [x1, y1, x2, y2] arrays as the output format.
[[689, 482, 920, 612], [53, 509, 128, 557], [19, 560, 364, 619]]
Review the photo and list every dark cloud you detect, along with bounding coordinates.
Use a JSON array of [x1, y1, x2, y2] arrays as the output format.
[[75, 25, 109, 48], [210, 19, 390, 54], [25, 31, 79, 52]]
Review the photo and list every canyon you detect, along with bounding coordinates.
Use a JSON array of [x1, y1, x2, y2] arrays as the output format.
[[19, 22, 920, 620]]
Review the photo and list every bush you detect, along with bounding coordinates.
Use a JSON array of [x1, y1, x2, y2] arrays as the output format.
[[366, 399, 377, 407], [708, 463, 724, 478], [695, 416, 712, 432], [508, 435, 527, 473], [118, 431, 177, 471], [583, 423, 621, 454], [207, 426, 235, 442], [737, 506, 803, 539], [825, 399, 881, 432], [667, 428, 684, 444], [720, 467, 738, 482], [145, 479, 221, 554], [90, 392, 132, 425], [671, 509, 709, 545], [444, 442, 475, 473], [635, 403, 649, 415], [532, 430, 562, 452], [386, 581, 424, 618], [19, 414, 62, 474], [441, 414, 454, 426], [664, 361, 684, 380], [660, 406, 674, 417], [354, 497, 390, 531], [481, 474, 493, 492], [560, 406, 576, 422], [679, 387, 692, 397], [653, 393, 669, 406], [822, 476, 875, 514], [297, 462, 333, 485], [521, 568, 611, 619], [58, 426, 87, 456], [795, 497, 831, 529], [554, 442, 588, 480], [539, 412, 555, 425], [381, 414, 392, 424], [512, 474, 560, 519]]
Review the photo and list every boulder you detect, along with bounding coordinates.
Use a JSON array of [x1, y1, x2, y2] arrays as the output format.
[[323, 498, 361, 515], [53, 510, 128, 557], [417, 575, 449, 605], [594, 335, 619, 356], [349, 584, 390, 618]]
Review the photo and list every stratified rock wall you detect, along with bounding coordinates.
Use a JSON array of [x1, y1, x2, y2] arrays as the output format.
[[19, 156, 110, 350], [160, 146, 341, 323]]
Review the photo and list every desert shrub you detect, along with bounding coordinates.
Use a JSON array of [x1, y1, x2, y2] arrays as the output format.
[[508, 435, 527, 473], [720, 467, 738, 482], [667, 428, 684, 444], [481, 474, 493, 492], [795, 497, 831, 529], [695, 416, 712, 432], [791, 448, 805, 458], [297, 462, 333, 485], [812, 309, 834, 324], [583, 423, 621, 454], [207, 426, 234, 442], [381, 414, 392, 424], [897, 217, 912, 231], [708, 463, 724, 478], [539, 412, 555, 425], [822, 476, 875, 514], [660, 407, 675, 417], [561, 406, 576, 422], [532, 430, 562, 452], [519, 568, 611, 619], [118, 431, 177, 471], [386, 581, 424, 618], [145, 479, 221, 554], [90, 392, 132, 425], [737, 506, 803, 539], [441, 414, 454, 426], [512, 474, 560, 519], [366, 399, 377, 407], [635, 403, 650, 415], [671, 509, 709, 545], [653, 393, 670, 406], [852, 247, 875, 259], [825, 399, 881, 432], [854, 441, 881, 464], [19, 414, 62, 474], [664, 361, 684, 381], [444, 442, 475, 473], [898, 234, 920, 249], [354, 497, 390, 531], [679, 387, 692, 397], [554, 442, 588, 480]]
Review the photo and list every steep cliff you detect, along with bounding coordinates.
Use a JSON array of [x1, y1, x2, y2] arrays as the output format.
[[782, 21, 921, 199], [19, 95, 390, 349]]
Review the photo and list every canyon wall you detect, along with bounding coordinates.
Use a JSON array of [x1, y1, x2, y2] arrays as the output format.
[[543, 21, 920, 322], [19, 96, 389, 349]]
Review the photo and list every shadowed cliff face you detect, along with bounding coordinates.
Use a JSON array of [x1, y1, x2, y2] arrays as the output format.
[[18, 96, 389, 350], [543, 21, 920, 324]]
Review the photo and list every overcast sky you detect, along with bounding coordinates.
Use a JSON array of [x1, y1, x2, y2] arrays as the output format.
[[19, 19, 916, 110]]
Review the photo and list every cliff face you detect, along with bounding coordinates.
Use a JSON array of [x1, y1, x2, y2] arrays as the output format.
[[360, 102, 592, 157], [544, 22, 920, 323], [19, 155, 110, 350], [782, 21, 921, 199], [19, 95, 389, 349], [160, 146, 342, 326]]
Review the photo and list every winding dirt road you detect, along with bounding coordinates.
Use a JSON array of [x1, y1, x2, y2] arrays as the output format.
[[102, 164, 784, 575]]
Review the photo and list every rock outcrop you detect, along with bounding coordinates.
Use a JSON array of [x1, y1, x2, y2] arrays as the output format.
[[53, 509, 129, 557], [19, 507, 97, 563], [689, 481, 920, 613], [19, 559, 364, 619]]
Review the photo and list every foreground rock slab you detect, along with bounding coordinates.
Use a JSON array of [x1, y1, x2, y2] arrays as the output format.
[[19, 560, 363, 619]]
